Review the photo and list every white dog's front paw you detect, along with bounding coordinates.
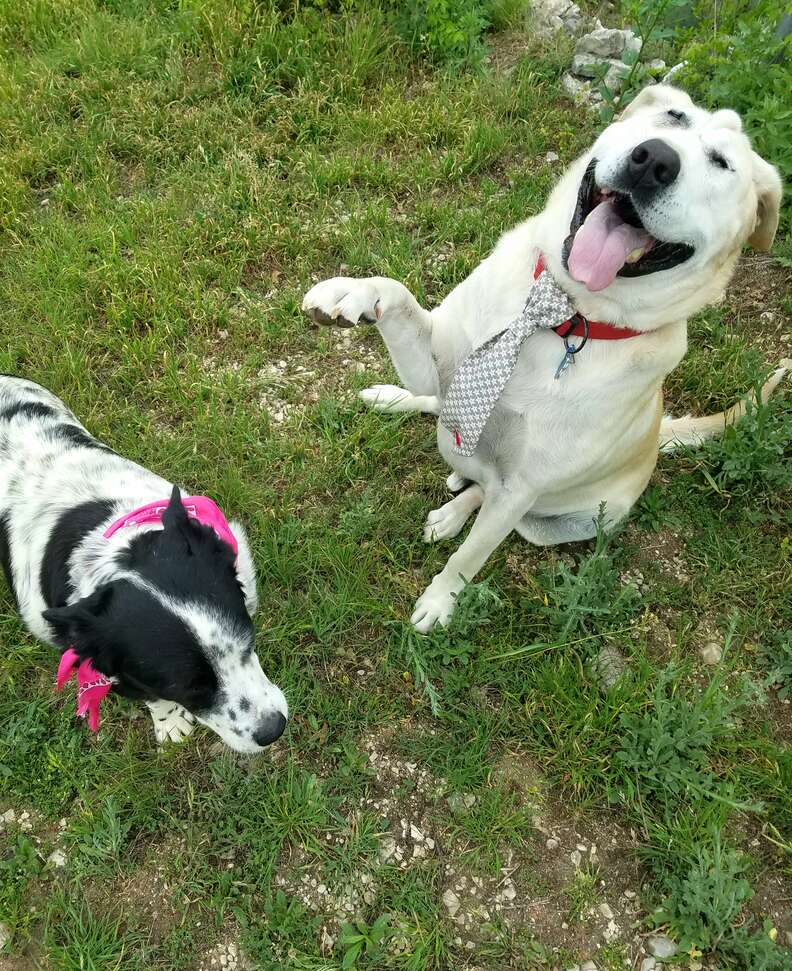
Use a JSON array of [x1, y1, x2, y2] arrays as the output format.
[[147, 701, 196, 747], [423, 501, 471, 543], [410, 580, 458, 633], [302, 277, 381, 328], [359, 385, 414, 412]]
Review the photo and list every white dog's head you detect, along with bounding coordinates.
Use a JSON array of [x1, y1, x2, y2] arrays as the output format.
[[548, 85, 782, 319]]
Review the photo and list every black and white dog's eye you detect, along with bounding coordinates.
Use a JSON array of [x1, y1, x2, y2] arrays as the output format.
[[667, 109, 687, 124], [709, 151, 730, 170]]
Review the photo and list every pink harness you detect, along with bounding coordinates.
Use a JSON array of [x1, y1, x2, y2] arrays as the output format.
[[55, 495, 237, 732]]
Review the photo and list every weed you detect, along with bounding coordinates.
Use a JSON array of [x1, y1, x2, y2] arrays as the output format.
[[541, 507, 640, 641]]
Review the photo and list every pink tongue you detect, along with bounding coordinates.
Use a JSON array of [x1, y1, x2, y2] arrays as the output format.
[[568, 199, 653, 292]]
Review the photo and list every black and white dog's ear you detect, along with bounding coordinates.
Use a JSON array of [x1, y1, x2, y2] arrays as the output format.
[[229, 519, 258, 617], [42, 585, 114, 648], [162, 484, 189, 532]]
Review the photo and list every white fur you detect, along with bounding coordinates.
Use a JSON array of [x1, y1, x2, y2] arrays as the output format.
[[303, 86, 785, 631]]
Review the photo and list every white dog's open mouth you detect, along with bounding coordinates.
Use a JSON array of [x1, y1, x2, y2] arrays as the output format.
[[562, 160, 694, 291]]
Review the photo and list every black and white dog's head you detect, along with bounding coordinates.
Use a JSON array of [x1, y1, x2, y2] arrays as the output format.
[[44, 487, 287, 753]]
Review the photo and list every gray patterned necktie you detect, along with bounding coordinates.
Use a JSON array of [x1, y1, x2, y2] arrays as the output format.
[[439, 270, 577, 457]]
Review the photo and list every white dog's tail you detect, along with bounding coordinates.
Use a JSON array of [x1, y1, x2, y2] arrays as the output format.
[[659, 359, 791, 452]]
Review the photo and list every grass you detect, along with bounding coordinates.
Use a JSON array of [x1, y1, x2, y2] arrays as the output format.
[[0, 2, 791, 969]]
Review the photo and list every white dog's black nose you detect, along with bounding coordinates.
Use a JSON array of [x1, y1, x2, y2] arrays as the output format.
[[253, 711, 287, 747], [628, 139, 680, 189]]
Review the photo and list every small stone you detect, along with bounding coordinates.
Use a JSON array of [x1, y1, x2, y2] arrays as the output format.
[[624, 890, 637, 899], [598, 902, 614, 920], [700, 641, 722, 665], [570, 850, 582, 866], [379, 836, 397, 863], [442, 889, 461, 917], [581, 962, 598, 971], [640, 960, 656, 971], [501, 883, 517, 901], [562, 72, 597, 106], [0, 922, 10, 949], [647, 935, 677, 959], [2, 809, 16, 825], [546, 837, 560, 850], [544, 151, 560, 163], [576, 843, 587, 852], [47, 849, 67, 868]]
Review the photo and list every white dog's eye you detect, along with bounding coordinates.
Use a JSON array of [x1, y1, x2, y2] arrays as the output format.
[[708, 151, 731, 171], [666, 109, 688, 125]]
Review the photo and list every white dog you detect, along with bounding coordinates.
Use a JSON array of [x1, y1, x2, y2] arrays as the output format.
[[303, 85, 786, 632]]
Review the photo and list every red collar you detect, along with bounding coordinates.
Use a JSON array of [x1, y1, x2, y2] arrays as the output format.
[[534, 256, 641, 340]]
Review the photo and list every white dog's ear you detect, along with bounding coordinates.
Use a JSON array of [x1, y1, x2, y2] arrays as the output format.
[[618, 84, 694, 121], [748, 154, 783, 251]]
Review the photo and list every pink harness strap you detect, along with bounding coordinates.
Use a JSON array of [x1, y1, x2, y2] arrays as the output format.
[[56, 494, 238, 732], [103, 495, 238, 555]]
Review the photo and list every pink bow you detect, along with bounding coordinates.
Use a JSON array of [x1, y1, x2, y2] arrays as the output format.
[[56, 648, 113, 732]]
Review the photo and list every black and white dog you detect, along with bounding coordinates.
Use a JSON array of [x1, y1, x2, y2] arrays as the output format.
[[0, 375, 287, 752]]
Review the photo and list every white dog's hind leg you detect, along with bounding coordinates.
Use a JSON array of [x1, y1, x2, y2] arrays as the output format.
[[411, 486, 535, 632], [303, 276, 439, 397], [358, 385, 440, 415], [423, 485, 483, 542], [146, 700, 196, 746], [515, 505, 629, 546]]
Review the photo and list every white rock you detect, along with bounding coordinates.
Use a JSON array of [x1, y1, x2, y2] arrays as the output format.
[[576, 27, 640, 59], [640, 959, 656, 971], [662, 61, 687, 83], [570, 849, 583, 866], [544, 151, 560, 163], [47, 849, 67, 868], [603, 60, 631, 92], [379, 836, 397, 863], [598, 902, 614, 920], [2, 809, 16, 825], [700, 641, 722, 665], [442, 889, 461, 917], [0, 922, 10, 949], [546, 837, 560, 850], [581, 962, 599, 971], [562, 73, 600, 106], [647, 935, 677, 959], [502, 882, 517, 901]]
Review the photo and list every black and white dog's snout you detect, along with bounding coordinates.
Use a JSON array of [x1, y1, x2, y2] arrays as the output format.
[[253, 710, 288, 747], [626, 138, 681, 192]]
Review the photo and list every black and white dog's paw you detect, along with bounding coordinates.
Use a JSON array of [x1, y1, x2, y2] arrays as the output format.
[[146, 700, 196, 747]]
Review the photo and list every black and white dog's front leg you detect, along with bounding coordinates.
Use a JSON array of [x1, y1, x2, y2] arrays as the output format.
[[302, 276, 440, 413], [146, 700, 196, 746]]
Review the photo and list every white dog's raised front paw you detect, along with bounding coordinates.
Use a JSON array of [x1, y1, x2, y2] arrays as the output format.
[[302, 277, 381, 328], [410, 580, 458, 633], [147, 701, 196, 747]]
